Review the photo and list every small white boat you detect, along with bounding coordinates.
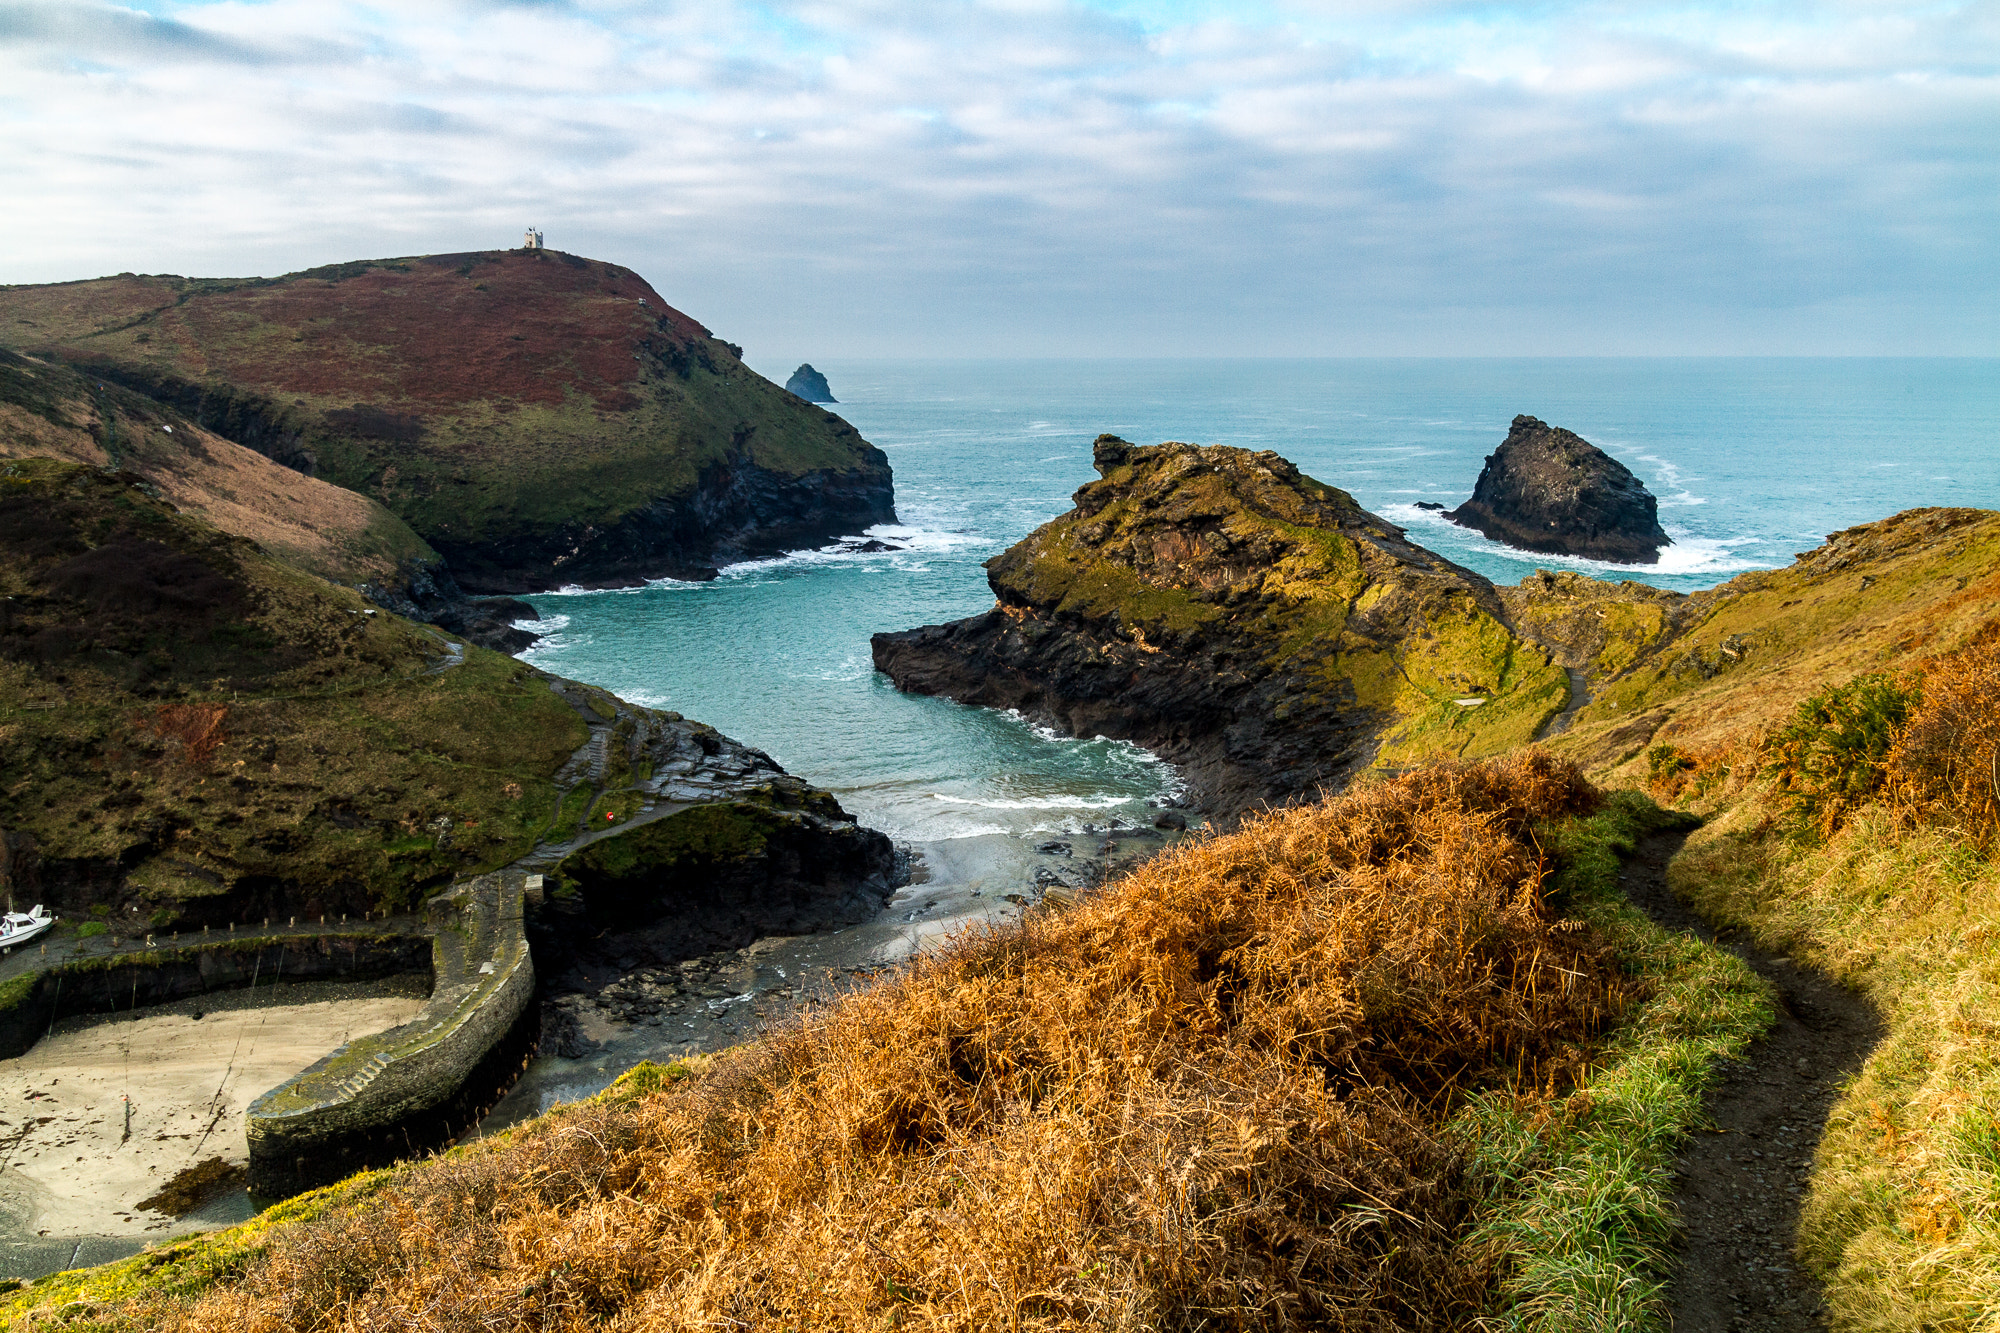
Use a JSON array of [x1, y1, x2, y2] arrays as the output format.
[[1, 905, 55, 953]]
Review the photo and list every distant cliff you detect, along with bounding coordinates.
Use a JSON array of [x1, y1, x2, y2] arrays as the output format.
[[785, 364, 836, 403], [1447, 415, 1669, 564], [0, 251, 894, 592], [874, 436, 1569, 813]]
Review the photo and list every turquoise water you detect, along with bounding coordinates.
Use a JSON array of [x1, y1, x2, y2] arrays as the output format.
[[520, 358, 2000, 839]]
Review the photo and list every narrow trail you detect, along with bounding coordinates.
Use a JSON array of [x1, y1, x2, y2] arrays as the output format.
[[1537, 667, 1592, 740], [1620, 830, 1883, 1331]]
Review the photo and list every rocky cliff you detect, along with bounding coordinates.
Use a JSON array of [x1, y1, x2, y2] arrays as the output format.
[[1446, 415, 1670, 564], [0, 250, 895, 592], [0, 459, 894, 936], [873, 436, 1570, 813]]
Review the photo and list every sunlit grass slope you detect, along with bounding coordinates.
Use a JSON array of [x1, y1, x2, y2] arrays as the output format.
[[1642, 617, 2000, 1331]]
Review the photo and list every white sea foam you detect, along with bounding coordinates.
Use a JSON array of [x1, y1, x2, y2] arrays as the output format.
[[1382, 504, 1772, 579], [1632, 451, 1707, 507], [541, 577, 697, 597], [931, 792, 1135, 811], [710, 523, 984, 580]]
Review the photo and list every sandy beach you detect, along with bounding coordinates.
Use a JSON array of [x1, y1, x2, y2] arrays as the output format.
[[0, 984, 425, 1266]]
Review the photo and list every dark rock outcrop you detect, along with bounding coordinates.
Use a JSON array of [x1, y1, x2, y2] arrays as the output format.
[[873, 436, 1570, 816], [1446, 416, 1670, 565], [786, 363, 837, 403], [519, 675, 902, 984]]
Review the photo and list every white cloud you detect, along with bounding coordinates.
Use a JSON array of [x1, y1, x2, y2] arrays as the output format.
[[0, 0, 1992, 355]]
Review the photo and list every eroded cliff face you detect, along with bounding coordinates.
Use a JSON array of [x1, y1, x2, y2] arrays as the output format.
[[1446, 415, 1670, 564], [0, 250, 895, 593], [873, 436, 1570, 814]]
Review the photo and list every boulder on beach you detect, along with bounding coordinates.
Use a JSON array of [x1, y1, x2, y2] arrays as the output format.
[[786, 363, 837, 403], [1446, 415, 1671, 565]]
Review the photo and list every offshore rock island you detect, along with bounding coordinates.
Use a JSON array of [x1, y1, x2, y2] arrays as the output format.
[[1447, 414, 1671, 564], [873, 434, 1572, 814], [785, 363, 837, 403]]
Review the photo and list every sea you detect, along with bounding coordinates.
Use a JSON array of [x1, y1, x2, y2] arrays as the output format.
[[519, 358, 2000, 842]]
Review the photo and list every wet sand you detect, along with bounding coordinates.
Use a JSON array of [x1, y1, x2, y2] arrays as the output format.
[[0, 979, 425, 1278]]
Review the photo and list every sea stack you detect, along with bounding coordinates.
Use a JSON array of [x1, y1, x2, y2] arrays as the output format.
[[1445, 416, 1670, 565], [786, 364, 837, 403]]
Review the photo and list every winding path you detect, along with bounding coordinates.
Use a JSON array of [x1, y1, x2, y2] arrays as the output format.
[[1621, 829, 1883, 1330]]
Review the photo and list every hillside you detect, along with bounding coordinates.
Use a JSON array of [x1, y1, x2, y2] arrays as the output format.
[[875, 435, 1570, 812], [1512, 507, 2000, 780], [0, 347, 435, 595], [0, 249, 896, 591], [0, 753, 1782, 1330], [0, 458, 888, 929]]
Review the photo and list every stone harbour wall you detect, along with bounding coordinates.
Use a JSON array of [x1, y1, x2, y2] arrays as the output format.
[[0, 932, 434, 1061], [245, 872, 540, 1198]]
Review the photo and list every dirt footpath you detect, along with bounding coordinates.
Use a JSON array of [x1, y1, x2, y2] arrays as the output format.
[[1621, 830, 1883, 1331]]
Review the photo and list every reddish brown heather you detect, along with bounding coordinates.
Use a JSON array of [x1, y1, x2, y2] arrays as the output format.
[[142, 703, 229, 768], [97, 754, 1623, 1333], [5, 252, 707, 418], [1889, 619, 2000, 844]]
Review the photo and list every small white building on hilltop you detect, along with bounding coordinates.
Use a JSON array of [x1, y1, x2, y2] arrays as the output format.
[[523, 227, 544, 250]]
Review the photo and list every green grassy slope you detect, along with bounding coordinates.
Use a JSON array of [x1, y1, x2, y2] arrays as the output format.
[[1513, 508, 2000, 782], [0, 458, 587, 922]]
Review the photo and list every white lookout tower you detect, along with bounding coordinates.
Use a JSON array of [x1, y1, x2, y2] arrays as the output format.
[[523, 227, 544, 250]]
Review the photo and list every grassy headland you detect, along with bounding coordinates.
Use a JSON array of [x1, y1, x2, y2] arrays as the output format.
[[0, 250, 894, 591], [1486, 507, 2000, 1330]]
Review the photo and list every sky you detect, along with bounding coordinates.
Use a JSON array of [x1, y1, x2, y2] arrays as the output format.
[[1, 0, 1995, 358]]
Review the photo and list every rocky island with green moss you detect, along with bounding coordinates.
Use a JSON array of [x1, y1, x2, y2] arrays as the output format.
[[873, 434, 1572, 812]]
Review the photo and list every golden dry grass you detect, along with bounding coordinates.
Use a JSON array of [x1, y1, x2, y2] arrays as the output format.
[[42, 754, 1628, 1332]]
